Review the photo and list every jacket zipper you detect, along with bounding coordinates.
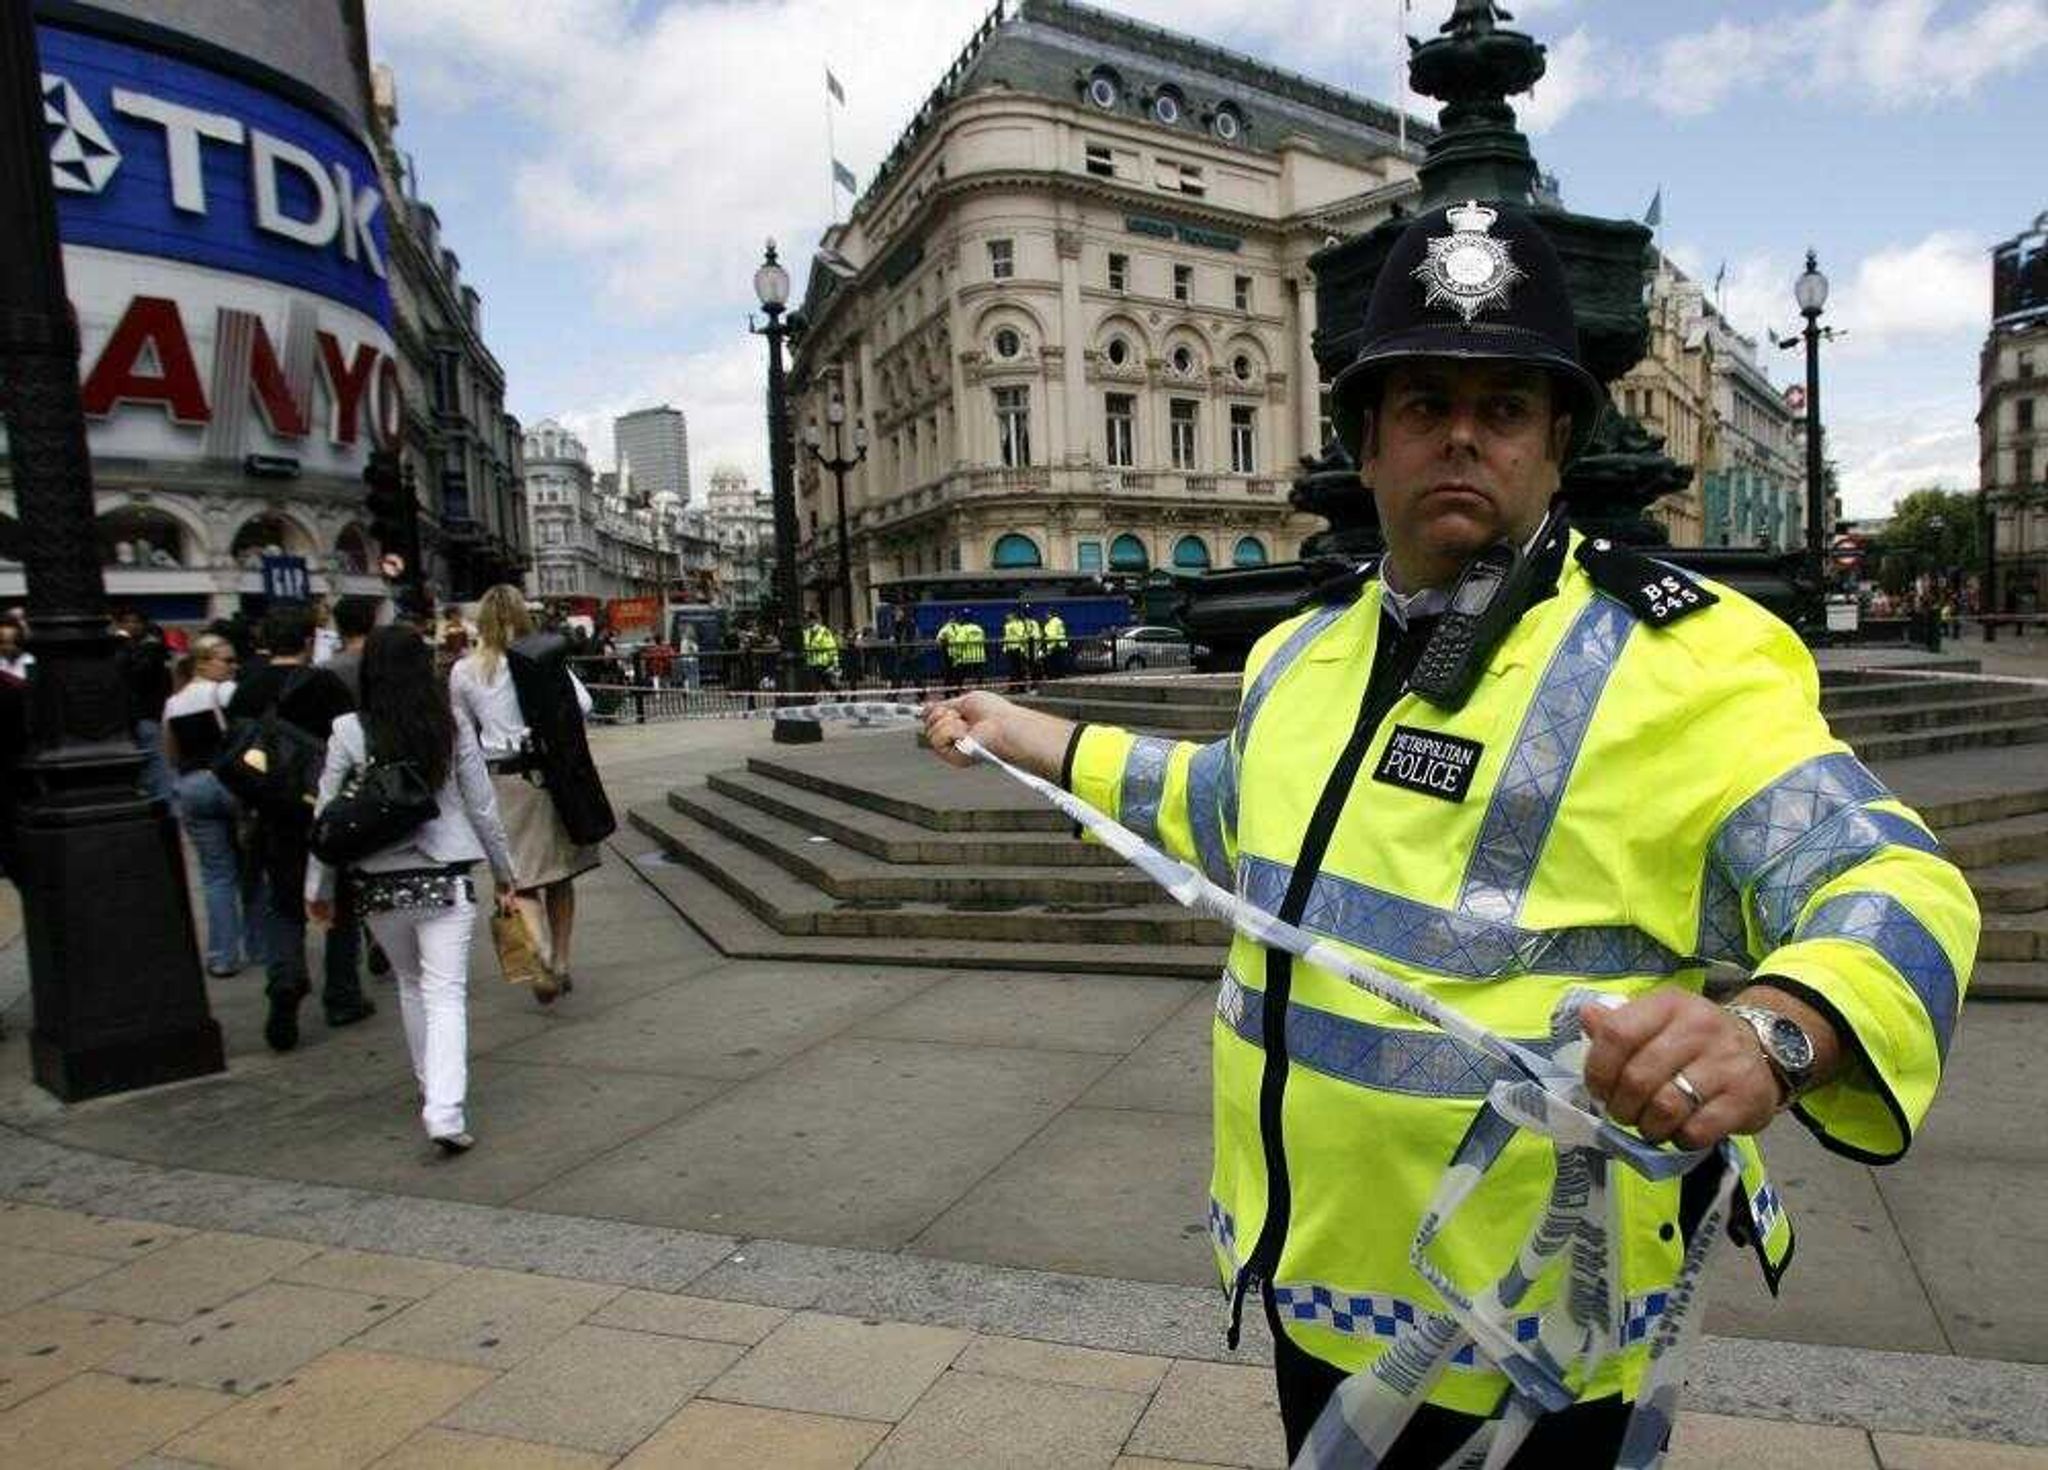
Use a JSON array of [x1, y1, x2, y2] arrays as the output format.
[[1228, 614, 1430, 1348]]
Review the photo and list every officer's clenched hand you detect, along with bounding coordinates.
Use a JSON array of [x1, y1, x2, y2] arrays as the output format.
[[1579, 990, 1782, 1149], [921, 692, 1075, 779]]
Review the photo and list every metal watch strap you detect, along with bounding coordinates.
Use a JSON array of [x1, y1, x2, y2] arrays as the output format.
[[1726, 1003, 1809, 1107]]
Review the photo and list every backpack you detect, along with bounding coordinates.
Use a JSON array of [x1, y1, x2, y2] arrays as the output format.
[[213, 667, 325, 815], [507, 632, 617, 846]]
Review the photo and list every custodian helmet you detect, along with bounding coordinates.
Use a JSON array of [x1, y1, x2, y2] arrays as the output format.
[[1329, 200, 1605, 464]]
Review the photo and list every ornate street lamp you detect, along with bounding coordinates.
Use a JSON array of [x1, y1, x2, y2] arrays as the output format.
[[0, 8, 223, 1096], [749, 242, 820, 743], [803, 390, 867, 631], [1793, 251, 1831, 575]]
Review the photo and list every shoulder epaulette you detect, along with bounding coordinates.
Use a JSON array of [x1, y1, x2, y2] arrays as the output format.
[[1297, 556, 1382, 610], [1574, 537, 1717, 628]]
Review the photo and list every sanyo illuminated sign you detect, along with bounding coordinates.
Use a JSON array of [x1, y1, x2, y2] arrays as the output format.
[[39, 22, 393, 327]]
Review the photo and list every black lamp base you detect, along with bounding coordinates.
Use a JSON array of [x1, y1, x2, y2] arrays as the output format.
[[19, 794, 227, 1102]]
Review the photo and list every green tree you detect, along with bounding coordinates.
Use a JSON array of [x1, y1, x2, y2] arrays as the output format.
[[1873, 488, 1982, 587]]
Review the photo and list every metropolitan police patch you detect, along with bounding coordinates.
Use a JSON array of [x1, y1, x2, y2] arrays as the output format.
[[1373, 726, 1485, 803], [1412, 200, 1525, 324]]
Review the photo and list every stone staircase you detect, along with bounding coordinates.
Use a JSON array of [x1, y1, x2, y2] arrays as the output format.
[[626, 655, 2048, 998]]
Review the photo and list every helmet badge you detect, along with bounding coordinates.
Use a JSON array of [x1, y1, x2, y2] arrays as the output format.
[[1412, 201, 1525, 324]]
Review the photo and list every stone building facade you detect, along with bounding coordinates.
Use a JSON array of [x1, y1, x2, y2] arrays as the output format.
[[1616, 254, 1798, 551], [522, 420, 715, 606], [1984, 210, 2048, 610], [704, 466, 776, 613], [614, 405, 692, 507], [787, 0, 1422, 621], [369, 67, 528, 602]]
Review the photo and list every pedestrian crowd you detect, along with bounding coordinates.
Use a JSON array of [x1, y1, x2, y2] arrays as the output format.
[[0, 587, 609, 1157]]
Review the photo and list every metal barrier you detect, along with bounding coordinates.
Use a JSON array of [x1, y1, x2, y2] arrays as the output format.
[[569, 641, 1115, 723]]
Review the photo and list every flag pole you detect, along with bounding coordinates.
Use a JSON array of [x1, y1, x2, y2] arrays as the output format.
[[1396, 0, 1409, 155], [825, 67, 840, 225]]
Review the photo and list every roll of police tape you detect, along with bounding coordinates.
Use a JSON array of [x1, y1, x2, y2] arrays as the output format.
[[761, 702, 1740, 1470]]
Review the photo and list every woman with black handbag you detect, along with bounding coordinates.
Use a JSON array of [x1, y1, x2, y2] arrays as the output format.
[[306, 625, 517, 1156]]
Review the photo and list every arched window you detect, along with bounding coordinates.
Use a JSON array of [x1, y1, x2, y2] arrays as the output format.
[[1109, 533, 1149, 572], [1233, 536, 1268, 567], [1172, 536, 1211, 569], [991, 533, 1043, 569], [96, 507, 187, 569], [230, 513, 312, 568], [335, 523, 372, 575]]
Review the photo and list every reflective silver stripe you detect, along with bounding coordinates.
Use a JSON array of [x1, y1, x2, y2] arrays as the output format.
[[1218, 968, 1559, 1098], [1234, 603, 1349, 755], [1185, 740, 1233, 888], [1118, 736, 1175, 842], [1698, 751, 1895, 961], [1752, 806, 1941, 943], [1797, 891, 1960, 1060], [1458, 597, 1635, 922], [1241, 854, 1687, 981]]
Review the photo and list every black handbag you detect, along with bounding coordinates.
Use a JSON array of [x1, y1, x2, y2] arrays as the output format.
[[309, 756, 438, 866]]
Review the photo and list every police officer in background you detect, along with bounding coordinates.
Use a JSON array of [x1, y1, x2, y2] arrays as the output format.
[[924, 202, 1976, 1466]]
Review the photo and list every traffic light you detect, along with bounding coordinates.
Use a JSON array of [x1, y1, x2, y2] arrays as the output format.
[[362, 449, 408, 553]]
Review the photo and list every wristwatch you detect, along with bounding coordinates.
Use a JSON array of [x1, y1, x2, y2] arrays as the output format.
[[1725, 1003, 1818, 1107]]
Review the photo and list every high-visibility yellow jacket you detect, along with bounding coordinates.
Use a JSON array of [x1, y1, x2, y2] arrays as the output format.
[[1063, 535, 1976, 1414], [1042, 614, 1069, 651], [803, 623, 839, 669], [1002, 615, 1032, 653], [936, 620, 959, 656], [954, 621, 987, 665]]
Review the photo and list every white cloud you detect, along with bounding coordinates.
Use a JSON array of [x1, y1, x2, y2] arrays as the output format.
[[1519, 26, 1600, 132], [1830, 403, 1980, 517], [1833, 232, 1988, 344]]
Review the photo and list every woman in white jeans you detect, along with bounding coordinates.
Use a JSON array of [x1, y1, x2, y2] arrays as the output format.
[[307, 625, 516, 1155]]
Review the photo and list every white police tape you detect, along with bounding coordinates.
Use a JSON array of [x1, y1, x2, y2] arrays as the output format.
[[762, 702, 1741, 1470]]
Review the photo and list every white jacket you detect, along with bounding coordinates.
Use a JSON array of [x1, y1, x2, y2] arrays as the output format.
[[306, 713, 516, 903]]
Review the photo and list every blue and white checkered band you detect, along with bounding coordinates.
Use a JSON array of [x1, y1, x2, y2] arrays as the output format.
[[1414, 200, 1527, 324]]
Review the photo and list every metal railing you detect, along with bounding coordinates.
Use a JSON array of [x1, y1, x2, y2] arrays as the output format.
[[566, 635, 1182, 722]]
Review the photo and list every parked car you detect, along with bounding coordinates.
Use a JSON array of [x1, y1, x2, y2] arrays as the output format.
[[1073, 624, 1207, 673]]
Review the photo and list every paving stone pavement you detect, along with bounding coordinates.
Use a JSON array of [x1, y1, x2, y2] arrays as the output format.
[[0, 1199, 2038, 1469], [0, 718, 2045, 1463]]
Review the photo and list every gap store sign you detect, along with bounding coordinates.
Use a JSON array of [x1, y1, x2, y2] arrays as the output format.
[[38, 22, 399, 472]]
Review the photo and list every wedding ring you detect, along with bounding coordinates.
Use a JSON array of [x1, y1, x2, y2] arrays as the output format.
[[1670, 1071, 1705, 1113]]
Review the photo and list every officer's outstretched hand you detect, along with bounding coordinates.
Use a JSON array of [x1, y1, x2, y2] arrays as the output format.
[[1579, 989, 1785, 1151], [921, 692, 1075, 780]]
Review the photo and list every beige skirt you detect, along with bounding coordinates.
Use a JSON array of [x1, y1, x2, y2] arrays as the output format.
[[493, 773, 601, 891]]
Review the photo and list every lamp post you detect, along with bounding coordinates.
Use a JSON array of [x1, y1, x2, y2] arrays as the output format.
[[803, 393, 867, 630], [749, 242, 821, 743], [1794, 250, 1831, 578], [0, 8, 223, 1096]]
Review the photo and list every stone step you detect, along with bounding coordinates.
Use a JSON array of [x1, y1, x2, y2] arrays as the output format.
[[1828, 693, 2048, 739], [1053, 674, 1240, 707], [703, 767, 1126, 867], [1018, 693, 1231, 737], [611, 829, 1222, 979], [747, 751, 1071, 833], [668, 785, 1157, 905], [1966, 962, 2048, 1001], [1976, 913, 2048, 962], [1849, 717, 2048, 765], [1819, 677, 2019, 712], [630, 801, 1232, 948], [1943, 811, 2048, 870], [1967, 859, 2048, 915]]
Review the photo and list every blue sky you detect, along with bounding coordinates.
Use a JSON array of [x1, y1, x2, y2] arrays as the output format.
[[366, 0, 2048, 518]]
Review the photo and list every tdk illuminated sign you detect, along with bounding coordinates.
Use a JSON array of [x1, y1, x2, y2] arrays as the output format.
[[38, 24, 391, 327]]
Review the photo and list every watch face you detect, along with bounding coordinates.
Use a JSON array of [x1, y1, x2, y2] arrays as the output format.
[[1767, 1014, 1815, 1073]]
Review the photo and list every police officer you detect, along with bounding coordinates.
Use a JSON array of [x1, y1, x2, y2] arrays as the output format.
[[1001, 605, 1033, 689], [924, 202, 1976, 1466], [802, 609, 840, 689], [953, 609, 987, 688], [1041, 606, 1070, 680]]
